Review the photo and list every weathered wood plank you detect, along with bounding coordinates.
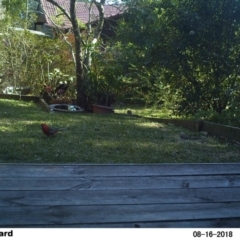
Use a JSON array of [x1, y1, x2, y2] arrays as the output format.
[[1, 163, 239, 227], [0, 188, 239, 207], [203, 121, 240, 141], [8, 218, 239, 228], [1, 175, 240, 190], [0, 163, 240, 177], [1, 202, 240, 226]]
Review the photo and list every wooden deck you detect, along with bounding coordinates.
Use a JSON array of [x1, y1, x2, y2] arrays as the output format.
[[0, 163, 240, 228]]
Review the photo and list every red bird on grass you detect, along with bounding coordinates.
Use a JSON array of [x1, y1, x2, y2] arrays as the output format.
[[41, 123, 66, 137]]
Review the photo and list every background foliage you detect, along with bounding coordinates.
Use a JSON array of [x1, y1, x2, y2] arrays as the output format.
[[114, 0, 240, 125], [1, 0, 240, 126]]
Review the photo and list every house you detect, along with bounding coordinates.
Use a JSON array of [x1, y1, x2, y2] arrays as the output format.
[[33, 0, 125, 38]]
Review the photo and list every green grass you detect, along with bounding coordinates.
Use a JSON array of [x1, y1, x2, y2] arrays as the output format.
[[0, 99, 239, 163], [114, 104, 174, 118]]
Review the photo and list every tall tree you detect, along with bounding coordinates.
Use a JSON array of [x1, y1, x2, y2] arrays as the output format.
[[157, 0, 240, 114], [1, 0, 39, 29], [1, 0, 27, 15], [45, 0, 106, 108], [117, 0, 240, 115]]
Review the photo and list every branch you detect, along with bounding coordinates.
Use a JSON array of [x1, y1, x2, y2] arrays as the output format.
[[46, 12, 76, 65], [92, 0, 105, 40], [40, 2, 76, 65], [70, 0, 81, 41], [86, 1, 94, 42], [45, 0, 71, 22]]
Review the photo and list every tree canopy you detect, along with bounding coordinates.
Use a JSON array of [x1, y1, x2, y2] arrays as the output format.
[[1, 0, 240, 124], [116, 0, 240, 116]]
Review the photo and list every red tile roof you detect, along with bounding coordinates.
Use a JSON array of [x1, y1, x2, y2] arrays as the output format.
[[40, 0, 124, 29]]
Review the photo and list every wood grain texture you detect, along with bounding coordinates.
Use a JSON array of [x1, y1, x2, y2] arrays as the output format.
[[4, 218, 240, 228], [1, 175, 239, 190], [0, 163, 240, 228], [0, 163, 240, 177], [1, 203, 240, 226], [1, 188, 240, 207]]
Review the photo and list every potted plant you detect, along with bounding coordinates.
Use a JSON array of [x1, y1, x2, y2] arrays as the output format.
[[91, 95, 115, 114], [85, 78, 115, 113]]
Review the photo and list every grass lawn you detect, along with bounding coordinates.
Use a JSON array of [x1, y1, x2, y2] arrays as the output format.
[[0, 99, 239, 164], [114, 104, 174, 118]]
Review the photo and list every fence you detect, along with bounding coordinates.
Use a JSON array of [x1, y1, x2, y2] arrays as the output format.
[[144, 117, 240, 142]]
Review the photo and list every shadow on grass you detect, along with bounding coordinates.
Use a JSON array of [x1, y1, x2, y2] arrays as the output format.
[[0, 99, 239, 164]]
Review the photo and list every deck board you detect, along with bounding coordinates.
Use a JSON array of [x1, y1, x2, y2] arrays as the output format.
[[1, 175, 240, 190], [1, 203, 240, 226], [0, 163, 240, 228], [1, 188, 240, 206], [1, 163, 240, 177]]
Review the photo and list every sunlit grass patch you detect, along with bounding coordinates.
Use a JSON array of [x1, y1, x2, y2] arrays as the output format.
[[114, 104, 175, 118], [0, 99, 239, 163]]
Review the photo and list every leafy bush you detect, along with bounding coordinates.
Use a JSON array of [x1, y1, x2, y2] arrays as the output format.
[[115, 0, 240, 121], [0, 26, 75, 96]]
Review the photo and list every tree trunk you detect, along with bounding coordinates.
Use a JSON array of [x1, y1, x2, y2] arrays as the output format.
[[70, 0, 85, 108], [45, 0, 106, 109]]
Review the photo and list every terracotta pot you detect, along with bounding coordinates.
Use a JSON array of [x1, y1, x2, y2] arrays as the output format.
[[92, 104, 114, 113]]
